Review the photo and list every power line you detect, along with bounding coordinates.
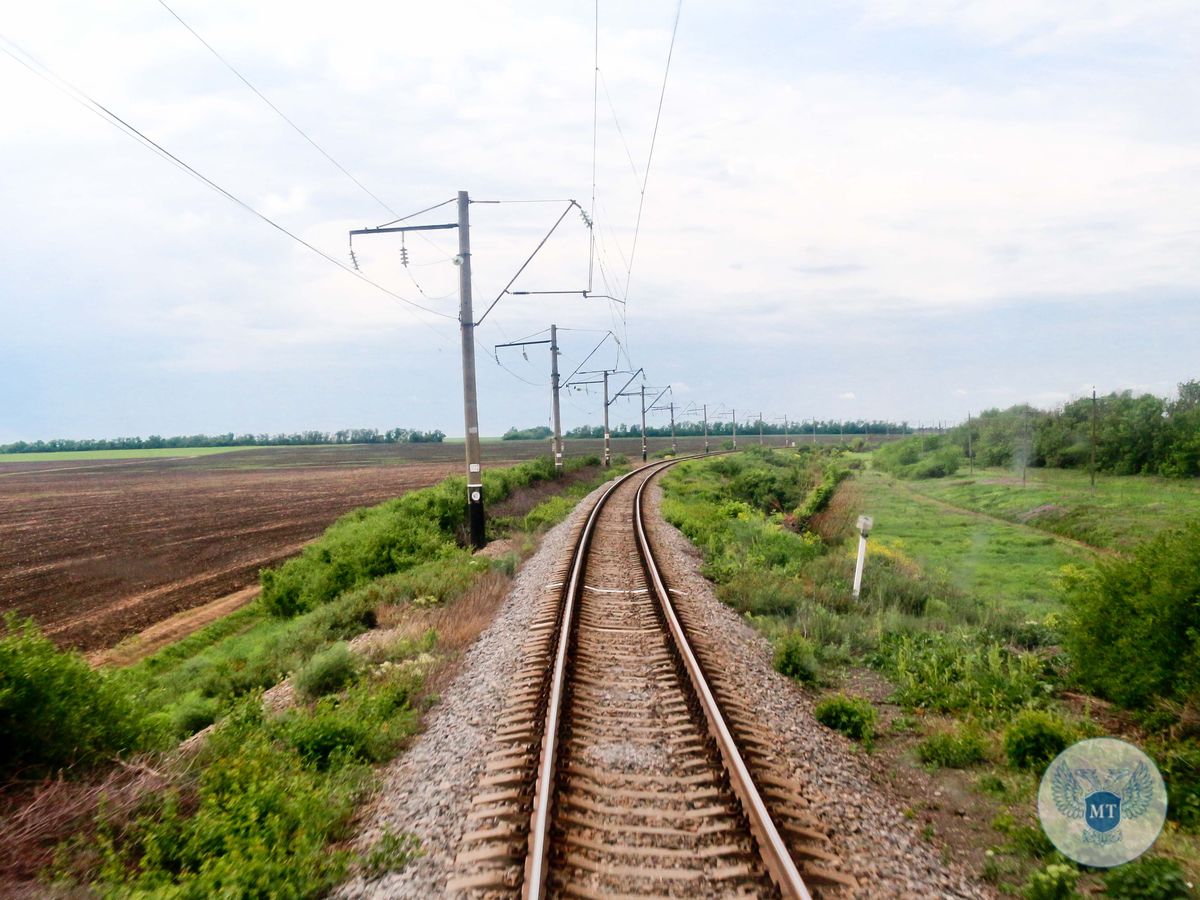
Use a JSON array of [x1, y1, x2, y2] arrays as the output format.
[[156, 0, 401, 219], [624, 0, 683, 308], [590, 0, 599, 293], [599, 69, 642, 187], [0, 34, 456, 328]]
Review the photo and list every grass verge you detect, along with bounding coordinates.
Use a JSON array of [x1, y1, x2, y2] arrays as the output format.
[[659, 448, 1200, 896]]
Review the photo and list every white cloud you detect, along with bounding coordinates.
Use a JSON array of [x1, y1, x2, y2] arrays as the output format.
[[1, 0, 1197, 435]]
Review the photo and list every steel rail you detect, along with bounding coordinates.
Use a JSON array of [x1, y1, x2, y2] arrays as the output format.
[[522, 457, 680, 898], [634, 464, 814, 900]]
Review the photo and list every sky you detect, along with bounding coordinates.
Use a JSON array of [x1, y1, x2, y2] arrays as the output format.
[[1, 0, 1197, 441]]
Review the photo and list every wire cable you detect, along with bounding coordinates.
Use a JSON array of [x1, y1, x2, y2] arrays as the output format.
[[0, 34, 456, 328], [156, 0, 402, 219], [624, 0, 683, 307], [589, 0, 599, 293], [473, 201, 578, 326]]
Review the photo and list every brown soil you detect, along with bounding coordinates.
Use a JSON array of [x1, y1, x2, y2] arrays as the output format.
[[0, 445, 523, 652]]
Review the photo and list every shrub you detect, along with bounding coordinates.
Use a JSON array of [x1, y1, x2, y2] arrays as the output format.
[[993, 813, 1055, 858], [795, 463, 849, 524], [916, 728, 987, 768], [1150, 740, 1200, 829], [1061, 522, 1200, 707], [1024, 863, 1078, 900], [814, 694, 876, 743], [362, 829, 423, 876], [876, 632, 1050, 717], [260, 459, 567, 617], [294, 642, 359, 699], [773, 632, 820, 685], [1102, 856, 1191, 899], [874, 436, 963, 479], [92, 700, 359, 897], [167, 690, 221, 737], [0, 615, 154, 774], [1004, 710, 1072, 770]]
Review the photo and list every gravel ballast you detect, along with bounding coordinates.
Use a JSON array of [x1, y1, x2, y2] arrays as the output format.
[[336, 472, 994, 899]]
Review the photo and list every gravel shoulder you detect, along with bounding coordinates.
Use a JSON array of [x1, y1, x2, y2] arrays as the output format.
[[334, 473, 994, 899]]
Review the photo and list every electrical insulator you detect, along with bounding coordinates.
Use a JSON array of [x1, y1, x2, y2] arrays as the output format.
[[399, 246, 410, 267], [349, 248, 360, 271]]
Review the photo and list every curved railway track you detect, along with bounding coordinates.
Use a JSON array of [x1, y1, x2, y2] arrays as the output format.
[[451, 458, 856, 898]]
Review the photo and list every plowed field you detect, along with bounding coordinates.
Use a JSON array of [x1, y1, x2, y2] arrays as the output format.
[[0, 445, 501, 652], [0, 437, 725, 652]]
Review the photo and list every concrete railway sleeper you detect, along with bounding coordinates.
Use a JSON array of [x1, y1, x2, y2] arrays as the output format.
[[450, 457, 857, 898]]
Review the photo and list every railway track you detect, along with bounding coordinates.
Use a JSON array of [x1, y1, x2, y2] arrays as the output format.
[[451, 458, 856, 898]]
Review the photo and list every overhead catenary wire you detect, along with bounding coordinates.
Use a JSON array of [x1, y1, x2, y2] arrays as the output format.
[[589, 0, 599, 293], [624, 0, 683, 308], [0, 34, 456, 330], [156, 0, 403, 220], [473, 201, 580, 327]]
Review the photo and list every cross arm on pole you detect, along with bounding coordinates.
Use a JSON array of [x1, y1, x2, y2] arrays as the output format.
[[494, 339, 552, 349], [349, 223, 458, 236], [609, 368, 644, 406]]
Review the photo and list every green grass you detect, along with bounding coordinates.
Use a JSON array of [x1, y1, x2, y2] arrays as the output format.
[[899, 464, 1200, 551], [859, 470, 1091, 619], [0, 446, 259, 462]]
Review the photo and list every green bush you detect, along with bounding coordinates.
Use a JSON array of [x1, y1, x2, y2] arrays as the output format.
[[260, 459, 567, 617], [363, 829, 423, 876], [1150, 740, 1200, 829], [814, 694, 876, 743], [93, 700, 359, 897], [89, 665, 422, 896], [874, 435, 963, 479], [0, 615, 155, 774], [294, 642, 359, 699], [773, 632, 820, 685], [1061, 522, 1200, 707], [875, 631, 1050, 717], [166, 690, 221, 737], [1103, 856, 1192, 899], [993, 813, 1055, 858], [916, 727, 987, 768], [1024, 862, 1079, 900], [795, 463, 849, 524], [1004, 710, 1072, 770]]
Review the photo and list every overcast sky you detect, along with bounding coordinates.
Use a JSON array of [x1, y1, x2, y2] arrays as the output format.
[[2, 0, 1197, 441]]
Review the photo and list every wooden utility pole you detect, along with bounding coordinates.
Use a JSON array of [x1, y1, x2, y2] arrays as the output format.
[[603, 370, 611, 467], [550, 324, 562, 475], [640, 384, 648, 462], [457, 192, 485, 548], [703, 404, 709, 454], [1091, 387, 1097, 489], [494, 325, 561, 476], [967, 411, 973, 475], [349, 191, 484, 548]]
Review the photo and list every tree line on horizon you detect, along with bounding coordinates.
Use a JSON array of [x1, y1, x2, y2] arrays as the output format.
[[502, 419, 914, 441], [878, 380, 1200, 478], [0, 427, 446, 454]]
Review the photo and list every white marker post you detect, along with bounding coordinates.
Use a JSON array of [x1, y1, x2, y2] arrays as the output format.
[[852, 515, 873, 600]]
